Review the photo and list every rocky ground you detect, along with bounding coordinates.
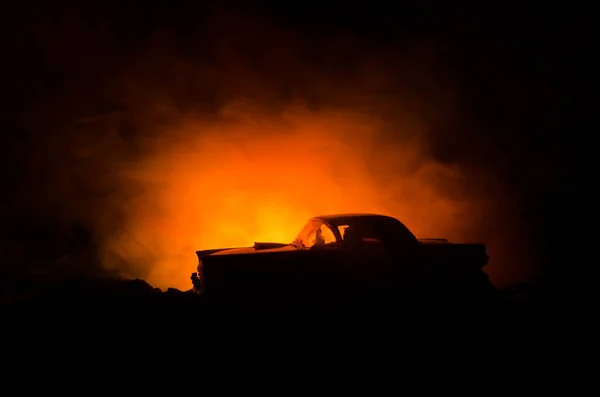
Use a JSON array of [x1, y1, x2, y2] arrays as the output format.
[[4, 274, 588, 362], [1, 274, 549, 320]]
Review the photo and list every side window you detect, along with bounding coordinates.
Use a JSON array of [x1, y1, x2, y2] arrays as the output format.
[[338, 224, 384, 247], [318, 224, 337, 246], [308, 224, 337, 248], [338, 225, 350, 243], [338, 225, 349, 238]]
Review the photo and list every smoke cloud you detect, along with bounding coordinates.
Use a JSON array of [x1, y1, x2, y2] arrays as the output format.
[[4, 5, 533, 290]]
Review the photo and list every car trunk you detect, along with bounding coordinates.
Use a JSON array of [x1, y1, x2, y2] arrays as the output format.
[[417, 240, 489, 271]]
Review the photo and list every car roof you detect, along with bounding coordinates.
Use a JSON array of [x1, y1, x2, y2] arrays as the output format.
[[312, 213, 417, 242], [312, 213, 399, 225]]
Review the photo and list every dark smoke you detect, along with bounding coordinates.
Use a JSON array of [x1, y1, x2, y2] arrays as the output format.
[[2, 3, 542, 290]]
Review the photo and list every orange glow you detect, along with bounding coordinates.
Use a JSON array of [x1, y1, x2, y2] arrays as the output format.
[[98, 100, 484, 290], [11, 6, 537, 294]]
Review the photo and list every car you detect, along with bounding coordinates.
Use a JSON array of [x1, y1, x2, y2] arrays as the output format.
[[191, 213, 496, 310]]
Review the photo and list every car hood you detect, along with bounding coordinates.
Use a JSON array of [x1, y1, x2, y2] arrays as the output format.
[[210, 245, 299, 256], [417, 238, 452, 244]]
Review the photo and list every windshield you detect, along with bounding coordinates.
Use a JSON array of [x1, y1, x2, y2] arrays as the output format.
[[290, 219, 338, 249]]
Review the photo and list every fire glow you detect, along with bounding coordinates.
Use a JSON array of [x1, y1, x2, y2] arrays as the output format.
[[7, 6, 536, 295], [100, 101, 475, 290]]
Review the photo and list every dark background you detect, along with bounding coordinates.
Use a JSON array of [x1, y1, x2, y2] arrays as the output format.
[[1, 0, 583, 296]]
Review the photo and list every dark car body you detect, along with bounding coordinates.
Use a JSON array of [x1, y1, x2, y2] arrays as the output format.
[[191, 213, 495, 309]]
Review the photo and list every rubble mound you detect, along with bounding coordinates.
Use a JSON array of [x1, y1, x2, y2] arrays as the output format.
[[1, 274, 545, 326], [1, 276, 205, 319]]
